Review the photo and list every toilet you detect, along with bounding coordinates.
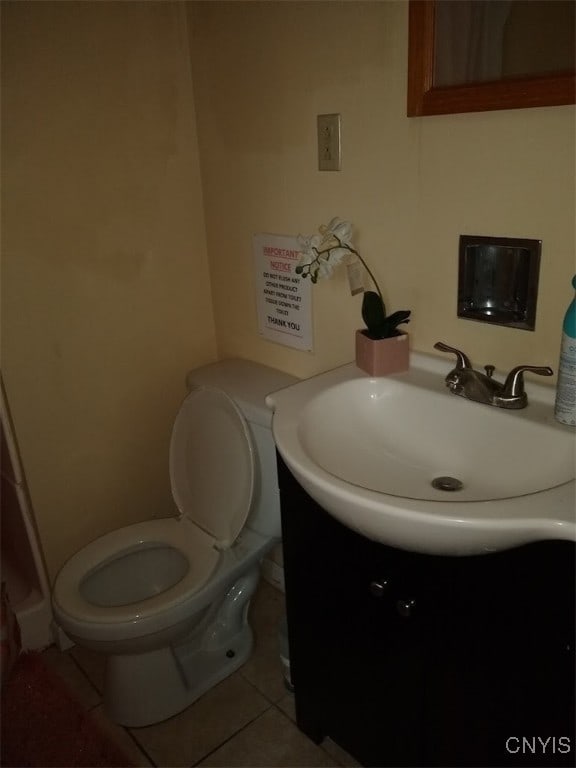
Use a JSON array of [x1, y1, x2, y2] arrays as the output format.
[[52, 359, 296, 727]]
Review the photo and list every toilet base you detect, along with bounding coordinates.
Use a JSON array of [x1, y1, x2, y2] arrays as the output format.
[[104, 625, 253, 727], [103, 567, 259, 727]]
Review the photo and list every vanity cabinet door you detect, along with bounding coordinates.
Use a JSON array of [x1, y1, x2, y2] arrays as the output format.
[[279, 456, 432, 766], [314, 534, 429, 767], [423, 542, 576, 767]]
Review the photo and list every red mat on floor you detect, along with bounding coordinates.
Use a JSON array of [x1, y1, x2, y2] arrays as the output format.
[[1, 652, 134, 767]]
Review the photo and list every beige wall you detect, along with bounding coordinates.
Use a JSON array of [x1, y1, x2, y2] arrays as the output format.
[[1, 1, 217, 580], [188, 1, 575, 380]]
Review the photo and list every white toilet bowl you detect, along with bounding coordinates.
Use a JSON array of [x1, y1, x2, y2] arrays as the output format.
[[52, 360, 296, 727]]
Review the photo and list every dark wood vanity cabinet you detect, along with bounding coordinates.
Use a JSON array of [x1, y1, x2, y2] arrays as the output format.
[[278, 455, 575, 768]]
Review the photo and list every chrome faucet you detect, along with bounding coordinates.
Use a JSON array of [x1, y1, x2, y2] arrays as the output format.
[[434, 342, 553, 410]]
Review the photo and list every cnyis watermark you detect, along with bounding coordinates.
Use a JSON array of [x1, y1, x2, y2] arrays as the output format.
[[506, 736, 572, 756]]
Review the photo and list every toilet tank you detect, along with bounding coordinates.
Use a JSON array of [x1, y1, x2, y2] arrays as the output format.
[[185, 360, 298, 538]]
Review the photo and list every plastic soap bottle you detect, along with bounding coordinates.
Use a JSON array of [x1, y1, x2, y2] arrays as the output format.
[[554, 275, 576, 426]]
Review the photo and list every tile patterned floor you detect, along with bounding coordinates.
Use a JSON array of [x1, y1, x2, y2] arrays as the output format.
[[42, 580, 360, 767]]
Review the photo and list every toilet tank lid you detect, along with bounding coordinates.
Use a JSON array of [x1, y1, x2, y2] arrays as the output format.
[[185, 359, 298, 428]]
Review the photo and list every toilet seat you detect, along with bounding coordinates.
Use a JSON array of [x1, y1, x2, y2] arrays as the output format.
[[170, 386, 255, 548], [52, 518, 219, 628]]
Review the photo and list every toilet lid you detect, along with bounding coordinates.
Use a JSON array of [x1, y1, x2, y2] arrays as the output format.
[[169, 386, 255, 549]]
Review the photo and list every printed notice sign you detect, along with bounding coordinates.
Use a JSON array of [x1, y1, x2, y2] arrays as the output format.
[[253, 233, 312, 351]]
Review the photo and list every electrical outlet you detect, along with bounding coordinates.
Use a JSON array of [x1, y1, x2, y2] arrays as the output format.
[[317, 113, 341, 171]]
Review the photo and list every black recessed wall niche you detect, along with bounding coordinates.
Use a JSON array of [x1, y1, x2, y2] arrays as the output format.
[[458, 235, 541, 331]]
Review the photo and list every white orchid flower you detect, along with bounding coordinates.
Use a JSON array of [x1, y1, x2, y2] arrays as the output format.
[[316, 251, 337, 280], [322, 217, 354, 247], [296, 218, 357, 282], [296, 232, 321, 258], [317, 245, 350, 278]]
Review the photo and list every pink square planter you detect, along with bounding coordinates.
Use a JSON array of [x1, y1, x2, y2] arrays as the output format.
[[355, 330, 409, 376]]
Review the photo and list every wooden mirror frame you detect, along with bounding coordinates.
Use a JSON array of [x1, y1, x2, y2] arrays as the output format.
[[407, 0, 576, 116]]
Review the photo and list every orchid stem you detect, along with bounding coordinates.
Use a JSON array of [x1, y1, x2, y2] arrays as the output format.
[[335, 238, 383, 302], [304, 236, 383, 303]]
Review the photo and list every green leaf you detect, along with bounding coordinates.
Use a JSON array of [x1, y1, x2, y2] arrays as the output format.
[[384, 310, 411, 331], [361, 291, 387, 338]]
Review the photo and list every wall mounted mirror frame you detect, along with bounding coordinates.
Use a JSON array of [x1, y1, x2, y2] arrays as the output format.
[[407, 0, 576, 116]]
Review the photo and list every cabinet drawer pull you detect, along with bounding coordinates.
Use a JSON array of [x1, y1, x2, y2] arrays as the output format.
[[396, 598, 416, 618], [369, 580, 389, 598]]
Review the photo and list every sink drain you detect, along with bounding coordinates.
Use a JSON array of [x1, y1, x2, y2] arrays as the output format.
[[432, 476, 463, 492]]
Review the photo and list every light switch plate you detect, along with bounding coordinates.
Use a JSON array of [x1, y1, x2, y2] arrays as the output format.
[[317, 114, 341, 171]]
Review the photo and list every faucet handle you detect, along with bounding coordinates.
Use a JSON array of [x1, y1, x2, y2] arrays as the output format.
[[434, 342, 472, 370], [503, 365, 554, 398]]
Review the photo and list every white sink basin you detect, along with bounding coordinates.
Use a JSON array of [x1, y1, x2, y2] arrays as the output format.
[[266, 353, 576, 555]]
